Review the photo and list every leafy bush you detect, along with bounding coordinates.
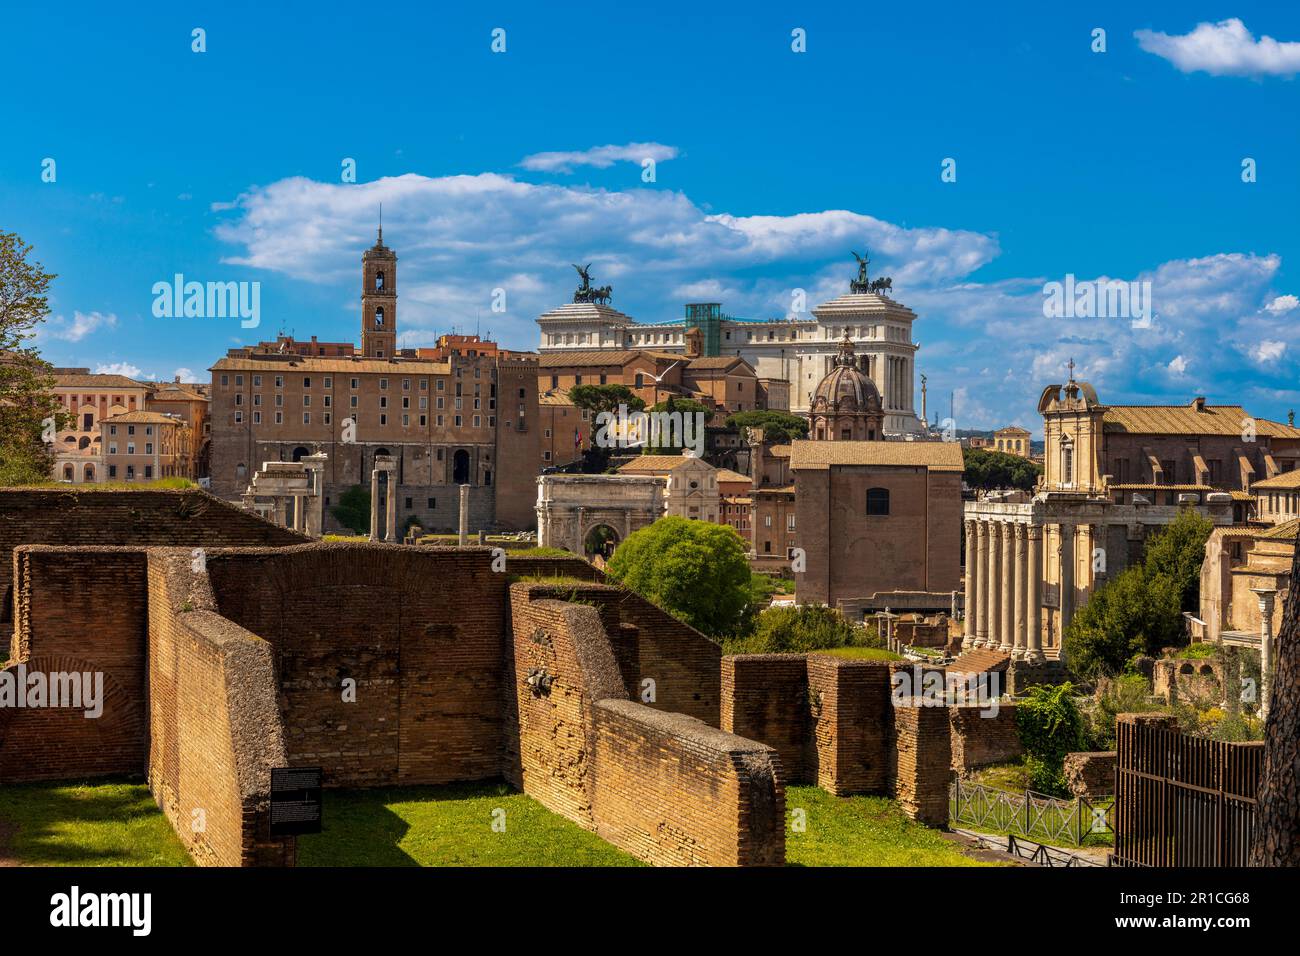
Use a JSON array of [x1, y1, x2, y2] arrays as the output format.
[[1015, 683, 1085, 797], [727, 604, 859, 654], [605, 517, 751, 638], [1085, 673, 1159, 750], [1177, 642, 1218, 659], [962, 448, 1042, 492], [725, 410, 810, 443]]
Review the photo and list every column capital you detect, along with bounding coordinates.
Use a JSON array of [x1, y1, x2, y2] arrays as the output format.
[[976, 521, 989, 539], [1027, 524, 1043, 541], [1014, 522, 1027, 540]]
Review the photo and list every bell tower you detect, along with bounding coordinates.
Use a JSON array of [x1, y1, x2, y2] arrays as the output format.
[[361, 225, 397, 358]]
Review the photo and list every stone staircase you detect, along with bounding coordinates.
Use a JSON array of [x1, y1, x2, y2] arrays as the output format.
[[948, 646, 1011, 674]]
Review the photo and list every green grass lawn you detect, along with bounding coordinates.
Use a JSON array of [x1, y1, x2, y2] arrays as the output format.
[[297, 781, 640, 866], [812, 646, 904, 662], [0, 778, 192, 866], [784, 785, 998, 866]]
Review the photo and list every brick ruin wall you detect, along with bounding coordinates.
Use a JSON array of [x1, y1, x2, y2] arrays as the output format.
[[205, 545, 506, 788], [949, 703, 1023, 776], [147, 551, 293, 865], [508, 585, 784, 866], [722, 653, 956, 827], [0, 547, 149, 782], [0, 489, 305, 628]]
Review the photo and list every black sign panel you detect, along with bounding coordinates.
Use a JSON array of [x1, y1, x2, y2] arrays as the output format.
[[270, 767, 323, 836]]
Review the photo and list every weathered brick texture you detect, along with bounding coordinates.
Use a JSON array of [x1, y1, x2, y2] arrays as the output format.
[[509, 584, 783, 866], [147, 550, 294, 866], [892, 704, 952, 827], [205, 544, 506, 787], [0, 547, 149, 782], [807, 656, 893, 795], [721, 654, 810, 780], [949, 702, 1023, 776]]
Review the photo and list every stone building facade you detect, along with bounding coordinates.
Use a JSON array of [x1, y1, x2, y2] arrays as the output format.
[[963, 377, 1238, 664], [535, 261, 922, 430], [208, 232, 540, 531]]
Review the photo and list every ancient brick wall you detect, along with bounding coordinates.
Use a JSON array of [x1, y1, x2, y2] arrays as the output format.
[[721, 654, 810, 781], [807, 655, 893, 795], [0, 547, 149, 782], [892, 704, 952, 827], [506, 554, 606, 583], [508, 584, 784, 866], [0, 488, 304, 621], [1064, 750, 1117, 798], [515, 583, 721, 725], [592, 700, 784, 866], [205, 544, 506, 787], [949, 702, 1023, 776], [147, 551, 293, 866]]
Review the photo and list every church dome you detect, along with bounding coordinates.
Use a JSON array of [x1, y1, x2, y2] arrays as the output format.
[[812, 336, 882, 413]]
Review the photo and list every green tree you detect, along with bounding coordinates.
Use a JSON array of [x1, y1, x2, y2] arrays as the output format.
[[605, 516, 750, 638], [0, 232, 65, 485], [568, 383, 645, 415], [1063, 509, 1214, 679], [963, 448, 1042, 493], [645, 395, 711, 454], [330, 484, 371, 535], [725, 409, 809, 443]]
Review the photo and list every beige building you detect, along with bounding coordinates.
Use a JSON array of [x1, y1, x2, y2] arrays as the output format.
[[100, 411, 194, 482], [616, 454, 722, 523], [1253, 469, 1300, 524], [50, 370, 152, 483], [993, 426, 1032, 457]]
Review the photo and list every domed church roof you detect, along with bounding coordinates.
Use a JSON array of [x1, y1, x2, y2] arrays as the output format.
[[812, 335, 882, 413]]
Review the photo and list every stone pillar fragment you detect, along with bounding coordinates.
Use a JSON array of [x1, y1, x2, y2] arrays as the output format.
[[963, 519, 979, 649]]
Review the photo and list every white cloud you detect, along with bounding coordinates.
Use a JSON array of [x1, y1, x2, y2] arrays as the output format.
[[95, 362, 153, 380], [1168, 355, 1189, 375], [519, 142, 679, 173], [1250, 340, 1287, 364], [1136, 19, 1300, 77], [173, 367, 195, 381], [210, 172, 1299, 430], [1265, 294, 1298, 313], [45, 310, 118, 342]]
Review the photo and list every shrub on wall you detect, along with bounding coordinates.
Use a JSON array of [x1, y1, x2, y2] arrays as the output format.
[[604, 516, 751, 639], [733, 604, 858, 653], [1015, 682, 1085, 797]]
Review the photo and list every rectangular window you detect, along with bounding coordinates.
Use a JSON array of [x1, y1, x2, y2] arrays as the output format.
[[145, 443, 153, 454], [324, 376, 332, 388], [380, 414, 387, 426], [303, 377, 311, 388], [253, 375, 262, 387], [275, 376, 283, 388], [253, 411, 261, 424], [144, 466, 153, 479], [303, 395, 311, 407], [275, 412, 283, 424], [303, 412, 311, 424], [405, 497, 413, 509], [427, 497, 435, 509], [108, 465, 117, 478]]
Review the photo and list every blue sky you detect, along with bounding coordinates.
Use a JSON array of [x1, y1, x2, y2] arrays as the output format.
[[4, 0, 1298, 432]]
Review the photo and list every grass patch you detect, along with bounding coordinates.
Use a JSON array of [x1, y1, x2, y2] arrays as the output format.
[[811, 646, 903, 662], [967, 760, 1030, 793], [784, 786, 996, 866], [296, 781, 640, 866], [0, 778, 192, 866]]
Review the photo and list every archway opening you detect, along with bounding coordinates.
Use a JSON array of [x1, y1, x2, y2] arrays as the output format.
[[583, 524, 620, 563], [452, 449, 470, 485]]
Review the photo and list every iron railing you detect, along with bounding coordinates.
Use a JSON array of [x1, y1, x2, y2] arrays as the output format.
[[950, 779, 1113, 847]]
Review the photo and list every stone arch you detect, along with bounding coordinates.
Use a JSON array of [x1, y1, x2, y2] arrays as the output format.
[[452, 449, 470, 485], [583, 524, 620, 561]]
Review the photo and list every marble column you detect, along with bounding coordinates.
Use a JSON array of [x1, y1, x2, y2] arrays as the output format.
[[963, 519, 979, 649], [1253, 588, 1276, 720], [1059, 522, 1076, 641], [987, 521, 1002, 650], [369, 466, 381, 541], [999, 523, 1014, 653], [1025, 526, 1044, 662], [975, 522, 990, 647], [1012, 523, 1027, 659], [385, 482, 396, 543]]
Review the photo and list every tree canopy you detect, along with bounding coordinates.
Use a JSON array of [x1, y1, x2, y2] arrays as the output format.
[[0, 231, 64, 485], [725, 409, 809, 443], [330, 484, 371, 535], [1063, 508, 1215, 679], [963, 447, 1042, 492], [604, 516, 751, 638], [568, 383, 645, 414]]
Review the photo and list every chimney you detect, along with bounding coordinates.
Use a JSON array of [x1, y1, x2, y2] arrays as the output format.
[[1192, 396, 1206, 412]]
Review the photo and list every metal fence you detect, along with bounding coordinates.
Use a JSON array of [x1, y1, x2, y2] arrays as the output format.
[[1111, 719, 1263, 867], [949, 779, 1113, 847]]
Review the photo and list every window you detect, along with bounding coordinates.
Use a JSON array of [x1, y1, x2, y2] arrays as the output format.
[[866, 487, 890, 516], [380, 379, 388, 390], [253, 375, 262, 387], [303, 413, 311, 424], [380, 414, 387, 425], [324, 376, 332, 388], [144, 466, 153, 479], [427, 498, 435, 509], [275, 376, 283, 388], [351, 378, 359, 390], [303, 377, 311, 388], [405, 497, 413, 509], [145, 443, 153, 454], [375, 307, 385, 327], [253, 411, 261, 424], [303, 395, 311, 407], [275, 412, 283, 424]]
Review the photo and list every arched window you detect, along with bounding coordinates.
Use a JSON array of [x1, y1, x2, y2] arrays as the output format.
[[84, 464, 95, 482], [375, 271, 385, 290], [453, 449, 470, 485], [78, 436, 90, 450], [375, 306, 385, 327], [866, 487, 890, 516], [292, 446, 309, 463], [63, 464, 74, 481]]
